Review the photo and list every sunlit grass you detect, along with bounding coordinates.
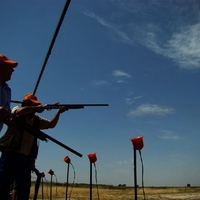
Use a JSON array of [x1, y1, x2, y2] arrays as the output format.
[[29, 183, 200, 200]]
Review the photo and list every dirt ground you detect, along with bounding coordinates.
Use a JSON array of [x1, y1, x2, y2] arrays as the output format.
[[30, 185, 200, 200], [31, 193, 200, 200], [140, 193, 200, 200]]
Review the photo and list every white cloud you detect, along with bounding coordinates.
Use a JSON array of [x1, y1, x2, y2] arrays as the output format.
[[125, 98, 134, 105], [164, 24, 200, 69], [112, 70, 131, 78], [83, 3, 200, 70], [134, 95, 144, 100], [83, 11, 134, 45], [141, 23, 200, 70], [83, 10, 116, 29], [93, 80, 108, 86], [125, 96, 143, 105], [170, 153, 187, 166], [129, 104, 174, 116], [117, 160, 128, 165], [117, 80, 126, 83], [160, 130, 180, 140]]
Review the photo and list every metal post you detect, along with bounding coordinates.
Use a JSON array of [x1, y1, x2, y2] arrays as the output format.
[[65, 163, 70, 200], [50, 175, 53, 200], [42, 177, 44, 200], [90, 162, 92, 200], [134, 148, 137, 200]]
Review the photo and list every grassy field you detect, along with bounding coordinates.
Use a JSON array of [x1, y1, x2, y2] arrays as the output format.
[[29, 183, 200, 200]]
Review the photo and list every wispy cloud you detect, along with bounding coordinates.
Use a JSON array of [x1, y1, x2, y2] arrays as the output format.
[[83, 10, 134, 45], [125, 98, 134, 105], [170, 153, 187, 166], [125, 95, 144, 105], [117, 160, 128, 165], [121, 1, 200, 70], [112, 70, 131, 78], [140, 23, 200, 70], [134, 95, 144, 100], [129, 104, 174, 117], [117, 159, 132, 165], [160, 130, 180, 140], [164, 24, 200, 69], [83, 10, 118, 29], [93, 80, 108, 86], [83, 2, 200, 70]]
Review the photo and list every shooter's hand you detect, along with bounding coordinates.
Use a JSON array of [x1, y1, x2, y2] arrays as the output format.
[[36, 105, 45, 113], [4, 117, 15, 127], [54, 102, 68, 113], [0, 107, 10, 118]]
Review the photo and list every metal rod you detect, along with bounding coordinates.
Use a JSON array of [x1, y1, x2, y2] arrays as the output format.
[[65, 163, 70, 200], [50, 174, 53, 200], [33, 168, 42, 200], [134, 148, 137, 200], [42, 177, 44, 200], [90, 162, 92, 200], [33, 0, 71, 95]]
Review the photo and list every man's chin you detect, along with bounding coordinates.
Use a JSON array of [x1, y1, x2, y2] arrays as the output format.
[[5, 77, 11, 82]]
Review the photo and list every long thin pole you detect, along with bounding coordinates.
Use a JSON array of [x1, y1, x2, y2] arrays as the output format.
[[90, 162, 92, 200], [42, 177, 44, 200], [33, 0, 71, 95], [134, 148, 137, 200], [65, 163, 70, 200], [33, 170, 41, 200], [50, 175, 53, 200]]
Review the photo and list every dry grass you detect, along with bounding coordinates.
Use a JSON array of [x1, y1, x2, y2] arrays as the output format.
[[29, 183, 200, 200]]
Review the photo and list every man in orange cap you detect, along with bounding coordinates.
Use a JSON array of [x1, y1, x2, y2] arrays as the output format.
[[0, 54, 18, 132], [0, 93, 67, 200]]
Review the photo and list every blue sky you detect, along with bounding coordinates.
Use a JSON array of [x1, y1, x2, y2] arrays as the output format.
[[1, 0, 200, 187]]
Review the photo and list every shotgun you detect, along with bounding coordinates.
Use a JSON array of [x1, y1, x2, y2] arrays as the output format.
[[43, 103, 109, 110], [5, 114, 83, 157]]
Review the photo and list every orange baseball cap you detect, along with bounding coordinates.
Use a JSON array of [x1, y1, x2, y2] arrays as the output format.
[[0, 54, 18, 67], [23, 93, 41, 105]]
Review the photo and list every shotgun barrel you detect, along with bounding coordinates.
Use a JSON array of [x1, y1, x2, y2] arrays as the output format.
[[43, 103, 109, 110], [5, 114, 83, 157]]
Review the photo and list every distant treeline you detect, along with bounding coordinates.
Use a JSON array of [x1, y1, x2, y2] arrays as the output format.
[[31, 181, 200, 190]]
